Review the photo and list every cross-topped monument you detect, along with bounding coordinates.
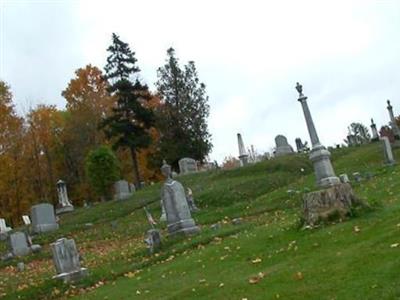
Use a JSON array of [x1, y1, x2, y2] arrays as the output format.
[[296, 82, 340, 188]]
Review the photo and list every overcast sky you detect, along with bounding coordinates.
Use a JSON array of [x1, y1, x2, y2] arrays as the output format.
[[1, 0, 400, 162]]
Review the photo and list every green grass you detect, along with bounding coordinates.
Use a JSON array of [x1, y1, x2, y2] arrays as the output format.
[[1, 143, 400, 299]]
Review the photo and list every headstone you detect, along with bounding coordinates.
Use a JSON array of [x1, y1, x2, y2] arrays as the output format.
[[274, 135, 294, 157], [51, 238, 88, 283], [144, 229, 161, 254], [370, 118, 379, 142], [295, 82, 340, 188], [0, 218, 12, 240], [8, 232, 30, 256], [386, 100, 400, 140], [295, 138, 309, 153], [237, 133, 249, 166], [31, 203, 59, 234], [339, 174, 350, 183], [114, 180, 134, 201], [17, 262, 25, 272], [22, 215, 31, 225], [186, 188, 199, 212], [381, 136, 396, 165], [178, 158, 198, 175], [56, 180, 74, 214], [161, 161, 200, 236]]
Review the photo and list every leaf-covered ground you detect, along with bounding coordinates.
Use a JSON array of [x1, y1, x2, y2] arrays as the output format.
[[1, 143, 400, 299]]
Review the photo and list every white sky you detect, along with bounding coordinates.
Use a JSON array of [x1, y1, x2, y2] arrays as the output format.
[[1, 0, 400, 162]]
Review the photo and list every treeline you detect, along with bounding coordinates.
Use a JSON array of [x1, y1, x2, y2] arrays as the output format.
[[0, 33, 212, 225]]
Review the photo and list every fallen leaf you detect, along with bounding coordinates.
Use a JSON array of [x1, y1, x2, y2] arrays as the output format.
[[251, 258, 262, 264], [390, 243, 399, 248]]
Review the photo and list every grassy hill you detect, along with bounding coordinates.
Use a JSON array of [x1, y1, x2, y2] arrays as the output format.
[[1, 143, 400, 299]]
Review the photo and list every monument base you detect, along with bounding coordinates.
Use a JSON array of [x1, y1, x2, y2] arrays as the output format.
[[56, 205, 74, 215], [53, 268, 88, 283], [114, 192, 133, 201], [168, 219, 200, 237], [32, 223, 59, 234], [302, 183, 361, 226], [309, 146, 340, 188]]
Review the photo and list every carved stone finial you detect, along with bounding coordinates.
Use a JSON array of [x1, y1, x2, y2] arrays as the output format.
[[296, 82, 304, 98], [161, 160, 171, 179], [371, 118, 375, 125], [387, 99, 392, 108]]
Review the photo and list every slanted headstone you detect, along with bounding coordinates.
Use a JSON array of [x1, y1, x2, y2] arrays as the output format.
[[7, 232, 41, 257], [22, 215, 31, 225], [274, 135, 294, 157], [386, 100, 400, 140], [31, 203, 59, 234], [56, 180, 74, 214], [186, 188, 199, 212], [144, 229, 161, 254], [178, 158, 198, 175], [339, 174, 350, 183], [237, 133, 249, 166], [161, 161, 200, 236], [381, 136, 396, 165], [0, 218, 12, 240], [51, 238, 88, 283], [370, 118, 379, 142], [114, 180, 134, 201]]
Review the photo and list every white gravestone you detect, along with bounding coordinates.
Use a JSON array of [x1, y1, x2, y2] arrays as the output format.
[[56, 180, 74, 214], [51, 238, 88, 283], [114, 180, 134, 201], [178, 158, 198, 175], [0, 218, 12, 240], [275, 135, 294, 157], [381, 136, 396, 165], [31, 203, 59, 233], [22, 215, 31, 225]]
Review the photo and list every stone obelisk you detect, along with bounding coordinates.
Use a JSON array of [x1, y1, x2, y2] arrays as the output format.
[[237, 133, 249, 166], [370, 118, 379, 142], [296, 82, 340, 188], [386, 100, 400, 140]]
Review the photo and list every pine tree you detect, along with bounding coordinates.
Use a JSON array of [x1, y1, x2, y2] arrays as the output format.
[[102, 33, 154, 188], [156, 48, 212, 168]]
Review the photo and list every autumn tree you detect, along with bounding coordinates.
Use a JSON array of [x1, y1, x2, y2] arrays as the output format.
[[102, 33, 154, 189], [156, 48, 212, 168]]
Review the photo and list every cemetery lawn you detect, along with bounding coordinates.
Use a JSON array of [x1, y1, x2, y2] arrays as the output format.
[[1, 143, 400, 299]]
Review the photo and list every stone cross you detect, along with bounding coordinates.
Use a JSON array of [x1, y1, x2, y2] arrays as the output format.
[[370, 118, 379, 142], [56, 180, 74, 214], [381, 136, 395, 165], [160, 161, 200, 236], [295, 82, 340, 188], [51, 238, 88, 283], [237, 133, 249, 166], [31, 203, 59, 234], [386, 100, 400, 139]]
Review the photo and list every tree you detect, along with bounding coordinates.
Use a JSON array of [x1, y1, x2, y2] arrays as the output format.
[[344, 122, 371, 146], [85, 146, 120, 201], [102, 33, 154, 189], [156, 48, 212, 168], [380, 125, 395, 143]]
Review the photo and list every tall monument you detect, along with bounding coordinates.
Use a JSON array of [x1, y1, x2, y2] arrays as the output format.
[[237, 133, 249, 166], [296, 82, 340, 188], [386, 100, 400, 140], [370, 118, 379, 142]]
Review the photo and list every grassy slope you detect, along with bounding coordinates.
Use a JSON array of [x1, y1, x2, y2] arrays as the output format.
[[1, 143, 400, 299]]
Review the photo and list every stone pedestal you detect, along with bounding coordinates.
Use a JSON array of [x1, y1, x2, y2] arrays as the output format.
[[303, 183, 359, 226], [31, 203, 59, 234], [51, 238, 87, 283], [161, 162, 200, 237], [237, 133, 249, 166], [56, 180, 74, 215]]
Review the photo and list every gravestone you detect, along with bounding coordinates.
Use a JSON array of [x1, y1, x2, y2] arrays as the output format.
[[370, 118, 379, 142], [22, 215, 31, 225], [339, 174, 350, 183], [178, 158, 198, 174], [386, 100, 400, 140], [161, 161, 200, 236], [0, 218, 12, 240], [186, 188, 199, 212], [51, 238, 88, 283], [381, 136, 395, 165], [274, 135, 294, 157], [31, 203, 59, 234], [56, 180, 74, 214], [6, 232, 41, 257], [144, 229, 161, 254], [237, 133, 249, 166], [114, 180, 134, 201]]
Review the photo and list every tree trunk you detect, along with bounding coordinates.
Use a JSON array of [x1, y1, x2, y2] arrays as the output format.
[[130, 146, 141, 189]]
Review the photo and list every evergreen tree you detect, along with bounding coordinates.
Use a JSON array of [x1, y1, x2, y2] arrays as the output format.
[[156, 48, 212, 168], [102, 33, 154, 188]]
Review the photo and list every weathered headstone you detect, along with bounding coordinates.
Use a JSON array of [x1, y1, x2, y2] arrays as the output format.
[[275, 135, 294, 156], [237, 133, 249, 166], [0, 218, 12, 240], [6, 232, 41, 257], [144, 229, 161, 254], [339, 174, 350, 183], [56, 180, 74, 214], [178, 158, 198, 175], [161, 161, 200, 236], [295, 138, 308, 153], [51, 238, 88, 283], [370, 118, 379, 142], [295, 82, 340, 188], [114, 180, 134, 201], [381, 136, 396, 165], [386, 100, 400, 140], [31, 203, 59, 234]]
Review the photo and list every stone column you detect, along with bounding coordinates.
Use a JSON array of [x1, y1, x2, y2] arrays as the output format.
[[387, 100, 400, 139], [381, 136, 395, 165], [56, 180, 73, 214], [237, 133, 249, 166], [370, 118, 379, 142], [296, 82, 340, 188]]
